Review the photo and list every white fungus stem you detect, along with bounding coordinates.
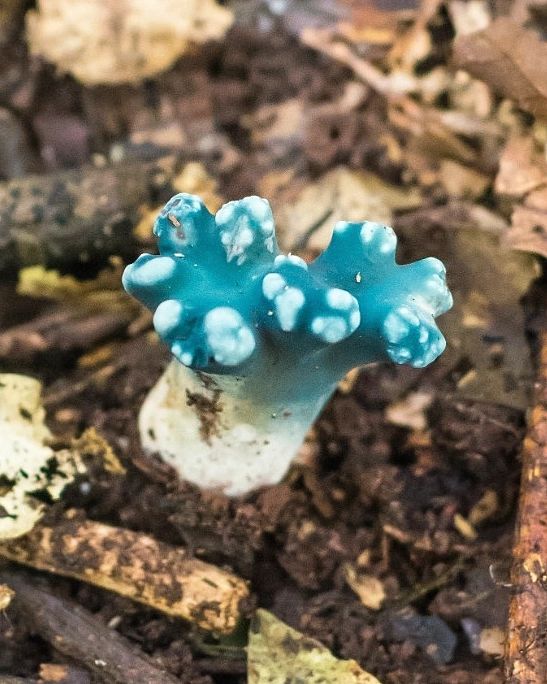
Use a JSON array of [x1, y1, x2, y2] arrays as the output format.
[[139, 360, 333, 496]]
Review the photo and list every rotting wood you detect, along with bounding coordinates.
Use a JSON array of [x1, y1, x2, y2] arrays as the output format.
[[505, 329, 547, 683], [0, 155, 178, 276], [0, 568, 180, 684], [0, 511, 250, 634]]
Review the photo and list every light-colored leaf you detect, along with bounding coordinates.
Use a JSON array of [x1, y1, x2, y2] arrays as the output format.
[[385, 391, 434, 432], [344, 565, 386, 611], [479, 627, 505, 656], [248, 609, 382, 684], [26, 0, 233, 85], [0, 374, 83, 539], [0, 584, 15, 611]]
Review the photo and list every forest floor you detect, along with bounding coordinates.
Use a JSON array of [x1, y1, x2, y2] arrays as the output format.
[[0, 1, 546, 682]]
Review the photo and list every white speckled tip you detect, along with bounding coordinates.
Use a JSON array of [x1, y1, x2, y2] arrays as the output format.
[[203, 307, 256, 366]]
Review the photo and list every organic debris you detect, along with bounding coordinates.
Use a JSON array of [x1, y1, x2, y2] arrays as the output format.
[[26, 0, 234, 85], [0, 583, 15, 611], [0, 510, 250, 633], [0, 0, 546, 681], [453, 17, 547, 120], [248, 609, 382, 684], [0, 374, 83, 539]]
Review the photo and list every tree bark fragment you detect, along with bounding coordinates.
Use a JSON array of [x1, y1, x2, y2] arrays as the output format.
[[0, 511, 250, 634], [505, 330, 547, 683], [0, 155, 178, 276], [0, 568, 180, 684]]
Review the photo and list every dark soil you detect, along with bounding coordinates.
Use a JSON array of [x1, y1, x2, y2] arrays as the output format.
[[0, 4, 536, 683]]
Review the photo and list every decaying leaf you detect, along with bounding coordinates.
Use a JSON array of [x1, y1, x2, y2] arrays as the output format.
[[337, 4, 408, 47], [495, 136, 547, 199], [274, 167, 422, 252], [453, 17, 547, 119], [0, 374, 83, 539], [243, 98, 305, 149], [507, 200, 547, 258], [494, 135, 547, 258], [17, 259, 124, 301], [248, 609, 382, 684], [280, 168, 535, 410], [0, 0, 26, 45], [26, 0, 234, 85], [72, 428, 125, 475], [172, 163, 224, 213]]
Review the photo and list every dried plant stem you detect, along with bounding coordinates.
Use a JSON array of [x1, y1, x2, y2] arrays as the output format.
[[0, 511, 249, 634], [505, 330, 547, 683]]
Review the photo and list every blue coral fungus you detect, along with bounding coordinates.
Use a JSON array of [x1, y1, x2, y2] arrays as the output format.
[[123, 193, 452, 495]]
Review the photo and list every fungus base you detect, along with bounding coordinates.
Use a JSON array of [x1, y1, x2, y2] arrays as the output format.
[[139, 360, 333, 496]]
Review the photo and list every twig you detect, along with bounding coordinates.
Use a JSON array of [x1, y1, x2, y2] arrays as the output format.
[[0, 303, 135, 364], [300, 27, 399, 99], [505, 330, 547, 683], [0, 511, 249, 634], [1, 569, 179, 684]]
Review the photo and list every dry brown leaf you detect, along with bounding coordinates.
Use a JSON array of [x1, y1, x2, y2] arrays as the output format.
[[395, 204, 536, 409], [388, 0, 441, 71], [506, 201, 547, 258], [26, 0, 233, 85], [242, 98, 305, 149], [495, 136, 547, 198], [439, 159, 490, 199], [337, 2, 414, 47], [453, 17, 547, 119]]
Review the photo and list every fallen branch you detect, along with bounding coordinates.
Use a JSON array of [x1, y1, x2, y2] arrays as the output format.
[[0, 155, 177, 276], [1, 569, 179, 684], [505, 329, 547, 683], [0, 511, 250, 634]]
